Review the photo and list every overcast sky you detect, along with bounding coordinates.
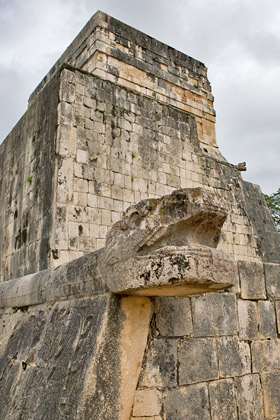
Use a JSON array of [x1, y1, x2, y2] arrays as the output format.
[[0, 0, 279, 194]]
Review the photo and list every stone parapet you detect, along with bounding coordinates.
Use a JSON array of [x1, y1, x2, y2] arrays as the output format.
[[29, 11, 217, 150]]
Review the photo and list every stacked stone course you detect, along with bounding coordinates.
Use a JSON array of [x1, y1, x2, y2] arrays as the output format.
[[1, 11, 279, 282], [130, 261, 280, 419]]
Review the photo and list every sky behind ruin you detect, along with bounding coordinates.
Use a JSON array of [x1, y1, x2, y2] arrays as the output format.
[[0, 0, 279, 194]]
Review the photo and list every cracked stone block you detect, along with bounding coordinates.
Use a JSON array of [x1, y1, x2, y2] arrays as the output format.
[[192, 293, 237, 337], [251, 339, 280, 372], [258, 300, 277, 338], [154, 297, 193, 337], [178, 337, 218, 385], [217, 336, 250, 378], [139, 338, 177, 387], [265, 263, 280, 299], [164, 384, 210, 420], [132, 389, 162, 417], [261, 372, 280, 419], [239, 261, 266, 299], [235, 374, 264, 420], [238, 300, 258, 340], [209, 379, 238, 420]]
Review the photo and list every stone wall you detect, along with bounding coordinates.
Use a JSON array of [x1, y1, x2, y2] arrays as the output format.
[[52, 66, 274, 267], [131, 260, 280, 420], [30, 11, 216, 153], [0, 74, 59, 282], [1, 11, 278, 280]]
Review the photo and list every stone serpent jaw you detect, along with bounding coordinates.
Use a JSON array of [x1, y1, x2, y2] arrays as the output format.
[[103, 188, 237, 296]]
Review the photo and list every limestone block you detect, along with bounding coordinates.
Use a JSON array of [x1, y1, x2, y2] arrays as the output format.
[[154, 297, 193, 337], [101, 209, 112, 226], [192, 293, 237, 337], [258, 300, 277, 338], [57, 124, 77, 157], [239, 261, 266, 299], [261, 372, 280, 419], [83, 165, 94, 181], [164, 384, 210, 420], [0, 271, 47, 308], [75, 82, 84, 96], [57, 158, 74, 203], [74, 177, 88, 193], [73, 192, 87, 206], [87, 194, 98, 208], [132, 389, 162, 417], [76, 149, 89, 164], [235, 374, 264, 420], [265, 263, 280, 299], [84, 96, 96, 109], [112, 185, 123, 200], [251, 339, 280, 372], [52, 250, 70, 266], [140, 338, 177, 387], [58, 101, 73, 126], [61, 68, 76, 84], [238, 300, 258, 340], [59, 80, 75, 103], [178, 337, 218, 385], [217, 336, 251, 378], [209, 379, 238, 420]]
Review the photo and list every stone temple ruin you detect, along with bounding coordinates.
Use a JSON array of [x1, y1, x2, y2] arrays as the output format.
[[1, 11, 280, 420]]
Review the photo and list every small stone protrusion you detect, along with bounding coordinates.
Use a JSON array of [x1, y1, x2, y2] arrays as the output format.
[[235, 162, 247, 171]]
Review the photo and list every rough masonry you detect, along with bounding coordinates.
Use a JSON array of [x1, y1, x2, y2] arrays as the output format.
[[1, 10, 280, 420]]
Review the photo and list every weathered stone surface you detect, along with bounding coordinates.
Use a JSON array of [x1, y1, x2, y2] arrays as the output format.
[[192, 292, 237, 336], [251, 339, 280, 372], [0, 294, 152, 420], [0, 72, 59, 282], [235, 374, 264, 420], [0, 297, 111, 420], [132, 389, 162, 417], [120, 297, 152, 420], [139, 338, 177, 387], [0, 270, 47, 308], [239, 261, 266, 299], [217, 336, 251, 378], [0, 189, 237, 312], [238, 300, 258, 340], [154, 296, 193, 337], [265, 263, 280, 299], [178, 337, 218, 384], [261, 372, 280, 419], [209, 379, 238, 420], [258, 300, 277, 338], [242, 182, 280, 263], [0, 250, 108, 309], [104, 188, 237, 296], [164, 384, 210, 420]]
